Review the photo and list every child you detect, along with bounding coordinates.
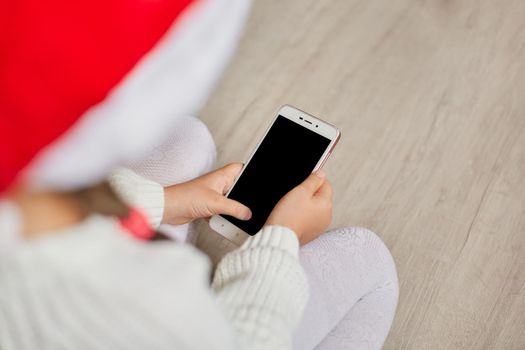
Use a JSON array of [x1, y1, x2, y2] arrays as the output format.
[[0, 0, 398, 348]]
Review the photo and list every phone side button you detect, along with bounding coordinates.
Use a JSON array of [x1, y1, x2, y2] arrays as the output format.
[[320, 152, 331, 169]]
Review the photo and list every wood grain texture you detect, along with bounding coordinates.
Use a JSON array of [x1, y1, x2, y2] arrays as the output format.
[[199, 0, 525, 348]]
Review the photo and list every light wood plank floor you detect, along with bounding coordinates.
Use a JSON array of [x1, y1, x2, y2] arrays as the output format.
[[200, 0, 525, 348]]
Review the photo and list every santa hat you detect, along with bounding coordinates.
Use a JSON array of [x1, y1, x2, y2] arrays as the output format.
[[0, 0, 251, 193]]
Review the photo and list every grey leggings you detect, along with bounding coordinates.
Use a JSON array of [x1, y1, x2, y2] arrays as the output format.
[[294, 227, 398, 349]]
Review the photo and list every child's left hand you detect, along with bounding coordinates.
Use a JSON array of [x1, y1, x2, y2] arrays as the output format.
[[161, 163, 252, 225]]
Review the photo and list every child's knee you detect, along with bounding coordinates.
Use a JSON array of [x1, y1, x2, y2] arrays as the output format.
[[337, 227, 399, 303], [326, 226, 398, 287], [185, 117, 217, 171], [129, 116, 216, 185]]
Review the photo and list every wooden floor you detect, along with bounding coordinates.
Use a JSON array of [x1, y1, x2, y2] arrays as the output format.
[[200, 0, 525, 348]]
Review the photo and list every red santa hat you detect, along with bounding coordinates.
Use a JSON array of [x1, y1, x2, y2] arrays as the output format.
[[0, 0, 250, 193]]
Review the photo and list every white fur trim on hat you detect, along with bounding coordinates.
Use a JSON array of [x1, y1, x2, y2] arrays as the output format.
[[26, 0, 251, 191]]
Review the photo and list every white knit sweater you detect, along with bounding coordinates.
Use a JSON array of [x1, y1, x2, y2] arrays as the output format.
[[0, 169, 308, 350]]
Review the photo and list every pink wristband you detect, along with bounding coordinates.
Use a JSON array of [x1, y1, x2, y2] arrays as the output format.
[[119, 208, 155, 240]]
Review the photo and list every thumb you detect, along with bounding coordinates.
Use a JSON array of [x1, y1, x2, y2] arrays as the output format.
[[217, 162, 244, 193], [299, 170, 326, 194], [210, 195, 252, 221]]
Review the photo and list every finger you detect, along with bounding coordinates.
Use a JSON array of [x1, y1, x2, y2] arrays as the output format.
[[220, 162, 244, 177], [315, 179, 333, 200], [299, 170, 326, 194], [217, 163, 244, 193], [210, 195, 252, 220]]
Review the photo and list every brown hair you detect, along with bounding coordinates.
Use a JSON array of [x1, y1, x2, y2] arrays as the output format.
[[71, 181, 130, 219], [71, 182, 169, 241]]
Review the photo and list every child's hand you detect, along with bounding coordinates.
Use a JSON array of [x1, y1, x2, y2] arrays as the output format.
[[162, 163, 251, 225], [266, 171, 333, 245]]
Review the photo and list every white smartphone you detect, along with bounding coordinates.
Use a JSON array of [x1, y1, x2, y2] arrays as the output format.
[[209, 105, 340, 245]]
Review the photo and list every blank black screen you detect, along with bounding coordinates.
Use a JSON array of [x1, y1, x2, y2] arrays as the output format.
[[222, 115, 331, 235]]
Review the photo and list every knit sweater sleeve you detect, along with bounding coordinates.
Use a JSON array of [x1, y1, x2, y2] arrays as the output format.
[[109, 168, 310, 349], [108, 168, 165, 228], [212, 225, 309, 350]]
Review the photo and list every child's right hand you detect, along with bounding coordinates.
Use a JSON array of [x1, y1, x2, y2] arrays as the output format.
[[161, 163, 251, 226], [266, 171, 333, 245]]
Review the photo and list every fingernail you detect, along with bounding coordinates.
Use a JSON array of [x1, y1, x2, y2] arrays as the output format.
[[243, 211, 252, 220], [316, 170, 326, 178]]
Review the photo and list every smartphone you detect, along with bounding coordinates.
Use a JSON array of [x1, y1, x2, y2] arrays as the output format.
[[209, 105, 340, 245]]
